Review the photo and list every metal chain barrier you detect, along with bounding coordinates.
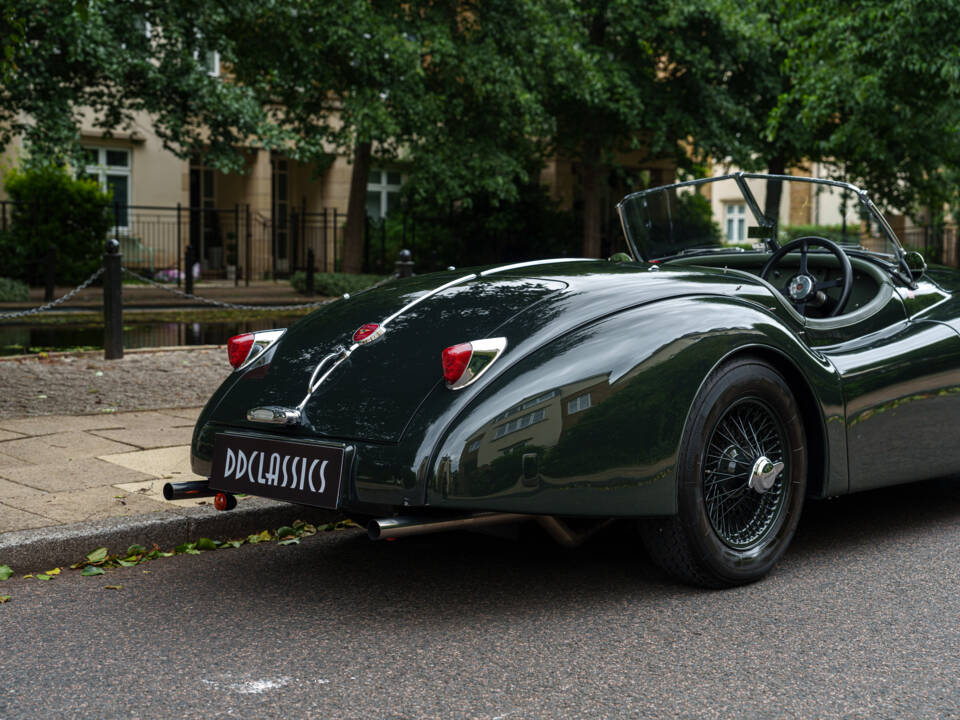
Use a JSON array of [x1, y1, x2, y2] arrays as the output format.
[[120, 267, 345, 311], [0, 268, 106, 319], [0, 265, 396, 319]]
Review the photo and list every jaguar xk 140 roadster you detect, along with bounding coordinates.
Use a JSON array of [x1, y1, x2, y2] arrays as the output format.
[[168, 174, 957, 587]]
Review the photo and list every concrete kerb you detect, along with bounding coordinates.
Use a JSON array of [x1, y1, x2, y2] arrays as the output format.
[[0, 498, 341, 573]]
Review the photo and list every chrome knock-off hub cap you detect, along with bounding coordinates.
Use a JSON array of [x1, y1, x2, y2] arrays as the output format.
[[748, 456, 785, 493]]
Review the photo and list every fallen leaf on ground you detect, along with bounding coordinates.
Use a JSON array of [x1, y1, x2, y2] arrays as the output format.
[[44, 568, 61, 576], [0, 565, 12, 581], [81, 566, 105, 576], [104, 585, 122, 590], [86, 547, 109, 564], [0, 595, 10, 603], [36, 574, 51, 581]]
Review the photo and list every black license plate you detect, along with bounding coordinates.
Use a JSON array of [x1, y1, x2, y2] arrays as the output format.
[[209, 433, 344, 509]]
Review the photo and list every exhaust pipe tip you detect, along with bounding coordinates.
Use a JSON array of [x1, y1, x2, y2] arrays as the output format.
[[162, 480, 216, 502]]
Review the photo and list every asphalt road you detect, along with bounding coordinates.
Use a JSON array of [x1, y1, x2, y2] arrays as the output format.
[[1, 479, 958, 720]]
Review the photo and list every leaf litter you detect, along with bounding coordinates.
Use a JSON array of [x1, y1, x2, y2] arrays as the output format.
[[0, 520, 357, 589]]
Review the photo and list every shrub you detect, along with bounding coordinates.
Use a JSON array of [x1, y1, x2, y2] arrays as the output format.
[[0, 164, 112, 285], [290, 271, 387, 296], [0, 277, 29, 302], [781, 224, 865, 247]]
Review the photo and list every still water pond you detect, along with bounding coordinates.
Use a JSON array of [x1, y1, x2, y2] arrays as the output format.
[[0, 320, 278, 356]]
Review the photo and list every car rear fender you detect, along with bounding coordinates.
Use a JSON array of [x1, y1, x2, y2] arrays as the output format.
[[418, 295, 844, 516]]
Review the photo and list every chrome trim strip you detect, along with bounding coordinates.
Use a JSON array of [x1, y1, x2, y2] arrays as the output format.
[[479, 258, 593, 277], [381, 273, 478, 327], [307, 346, 349, 393]]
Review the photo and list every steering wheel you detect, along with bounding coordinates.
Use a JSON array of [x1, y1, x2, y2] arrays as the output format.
[[760, 236, 853, 317]]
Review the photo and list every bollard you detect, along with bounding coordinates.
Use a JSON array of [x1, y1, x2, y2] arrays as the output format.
[[185, 244, 195, 295], [306, 248, 315, 297], [103, 239, 123, 360], [44, 244, 56, 302], [395, 248, 415, 278]]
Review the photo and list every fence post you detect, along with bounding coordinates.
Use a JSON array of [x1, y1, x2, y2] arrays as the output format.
[[291, 208, 299, 273], [333, 208, 339, 271], [176, 202, 182, 288], [395, 248, 414, 278], [103, 239, 123, 360], [363, 216, 371, 273], [380, 218, 386, 273], [185, 244, 195, 295], [306, 248, 315, 297], [245, 204, 252, 287], [44, 244, 56, 302], [322, 208, 328, 273], [300, 196, 307, 271], [233, 203, 240, 287]]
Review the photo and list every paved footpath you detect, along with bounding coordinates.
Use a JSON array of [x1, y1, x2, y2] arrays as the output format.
[[0, 408, 336, 572]]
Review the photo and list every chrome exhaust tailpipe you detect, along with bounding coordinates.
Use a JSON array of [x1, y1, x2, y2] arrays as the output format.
[[162, 480, 217, 501], [368, 513, 533, 541]]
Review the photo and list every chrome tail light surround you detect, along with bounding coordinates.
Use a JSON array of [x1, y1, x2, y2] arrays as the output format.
[[234, 329, 287, 371], [445, 337, 507, 390]]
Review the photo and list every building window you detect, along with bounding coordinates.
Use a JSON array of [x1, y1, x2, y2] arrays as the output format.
[[192, 48, 220, 76], [493, 388, 561, 423], [366, 169, 402, 221], [493, 408, 546, 440], [84, 147, 131, 228], [725, 203, 746, 243], [567, 393, 592, 415], [467, 439, 481, 453]]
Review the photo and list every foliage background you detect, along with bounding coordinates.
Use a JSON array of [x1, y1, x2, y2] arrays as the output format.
[[0, 165, 112, 285]]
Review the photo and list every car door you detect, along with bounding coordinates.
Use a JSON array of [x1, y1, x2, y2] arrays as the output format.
[[809, 278, 960, 492]]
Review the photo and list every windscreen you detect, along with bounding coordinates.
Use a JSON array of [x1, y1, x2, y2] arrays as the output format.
[[619, 176, 902, 262]]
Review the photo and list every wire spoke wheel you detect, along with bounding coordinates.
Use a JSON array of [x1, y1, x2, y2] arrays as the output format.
[[640, 357, 806, 588], [703, 398, 787, 549]]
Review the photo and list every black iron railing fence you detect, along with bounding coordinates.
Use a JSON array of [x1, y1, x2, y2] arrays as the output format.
[[901, 224, 960, 267], [0, 200, 349, 286]]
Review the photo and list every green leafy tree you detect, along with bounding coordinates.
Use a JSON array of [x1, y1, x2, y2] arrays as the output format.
[[0, 0, 267, 170], [538, 0, 758, 256], [766, 0, 960, 221], [226, 0, 554, 272]]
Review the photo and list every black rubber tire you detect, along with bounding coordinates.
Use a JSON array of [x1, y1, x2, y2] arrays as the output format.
[[640, 357, 807, 588]]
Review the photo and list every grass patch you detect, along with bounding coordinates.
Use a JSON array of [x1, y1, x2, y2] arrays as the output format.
[[290, 271, 388, 296]]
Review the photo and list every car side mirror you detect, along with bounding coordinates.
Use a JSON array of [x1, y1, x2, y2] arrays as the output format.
[[903, 251, 926, 282]]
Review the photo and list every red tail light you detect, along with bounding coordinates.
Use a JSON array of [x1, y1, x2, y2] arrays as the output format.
[[442, 343, 473, 385], [227, 333, 255, 368], [226, 329, 287, 371], [441, 337, 507, 390]]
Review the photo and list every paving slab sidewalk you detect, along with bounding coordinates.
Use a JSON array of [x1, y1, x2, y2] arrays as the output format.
[[0, 408, 338, 572]]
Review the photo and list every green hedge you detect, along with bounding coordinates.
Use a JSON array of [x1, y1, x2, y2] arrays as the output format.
[[0, 277, 29, 302], [781, 224, 864, 246], [290, 271, 388, 296], [0, 165, 112, 285]]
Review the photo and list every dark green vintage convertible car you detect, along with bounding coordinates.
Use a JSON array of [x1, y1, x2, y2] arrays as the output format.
[[171, 174, 958, 588]]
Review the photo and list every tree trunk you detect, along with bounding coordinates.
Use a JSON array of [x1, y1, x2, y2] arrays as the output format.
[[342, 140, 372, 274], [581, 143, 605, 258]]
